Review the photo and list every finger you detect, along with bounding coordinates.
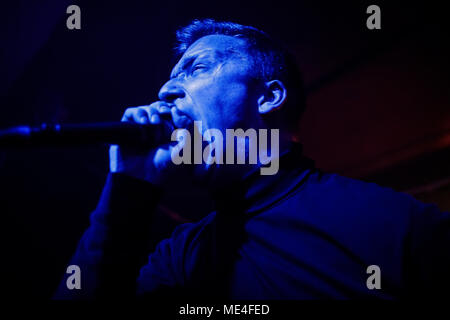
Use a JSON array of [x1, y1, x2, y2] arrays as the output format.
[[148, 102, 171, 124], [136, 108, 150, 124], [121, 107, 150, 124], [150, 113, 161, 124], [148, 101, 172, 117], [121, 102, 170, 124], [158, 104, 172, 114]]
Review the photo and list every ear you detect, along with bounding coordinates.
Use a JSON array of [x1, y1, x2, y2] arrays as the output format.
[[257, 80, 287, 114]]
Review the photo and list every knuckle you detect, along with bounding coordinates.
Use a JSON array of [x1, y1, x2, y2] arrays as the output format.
[[136, 107, 147, 115], [149, 106, 159, 115]]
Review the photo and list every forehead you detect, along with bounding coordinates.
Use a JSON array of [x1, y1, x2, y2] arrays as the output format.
[[171, 35, 249, 76], [185, 34, 248, 55]]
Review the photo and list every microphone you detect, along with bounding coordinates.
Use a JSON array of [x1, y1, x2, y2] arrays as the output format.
[[0, 121, 175, 148]]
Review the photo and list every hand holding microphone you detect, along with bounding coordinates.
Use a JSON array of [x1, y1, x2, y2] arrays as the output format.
[[0, 101, 190, 185], [109, 101, 187, 185]]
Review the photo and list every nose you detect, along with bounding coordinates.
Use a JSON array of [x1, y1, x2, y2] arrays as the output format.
[[158, 79, 185, 103]]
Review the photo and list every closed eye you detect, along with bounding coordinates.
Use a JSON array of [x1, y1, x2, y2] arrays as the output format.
[[191, 64, 206, 75]]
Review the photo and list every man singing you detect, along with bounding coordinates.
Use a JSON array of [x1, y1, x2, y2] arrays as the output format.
[[55, 19, 450, 299]]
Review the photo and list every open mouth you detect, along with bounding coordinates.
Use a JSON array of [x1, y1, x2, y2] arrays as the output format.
[[166, 105, 194, 130], [159, 106, 195, 145], [172, 114, 193, 130]]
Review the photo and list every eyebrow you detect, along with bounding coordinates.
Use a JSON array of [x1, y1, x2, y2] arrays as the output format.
[[170, 49, 221, 79]]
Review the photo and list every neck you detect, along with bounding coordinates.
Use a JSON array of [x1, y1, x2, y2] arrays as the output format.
[[204, 136, 292, 189]]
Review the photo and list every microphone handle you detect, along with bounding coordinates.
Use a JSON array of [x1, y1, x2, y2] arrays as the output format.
[[0, 122, 174, 147]]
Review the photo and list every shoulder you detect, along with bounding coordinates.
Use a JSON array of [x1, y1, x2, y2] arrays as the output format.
[[301, 171, 420, 216], [291, 170, 450, 241], [274, 170, 434, 244]]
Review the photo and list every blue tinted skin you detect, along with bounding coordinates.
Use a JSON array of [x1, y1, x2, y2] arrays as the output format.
[[110, 35, 288, 185], [159, 35, 262, 134]]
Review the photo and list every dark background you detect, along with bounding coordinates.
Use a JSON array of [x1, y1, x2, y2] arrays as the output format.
[[0, 0, 449, 298]]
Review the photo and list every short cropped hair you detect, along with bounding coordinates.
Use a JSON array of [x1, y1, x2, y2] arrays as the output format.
[[174, 19, 306, 137]]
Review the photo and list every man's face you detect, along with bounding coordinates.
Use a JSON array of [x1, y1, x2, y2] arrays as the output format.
[[158, 34, 262, 133]]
